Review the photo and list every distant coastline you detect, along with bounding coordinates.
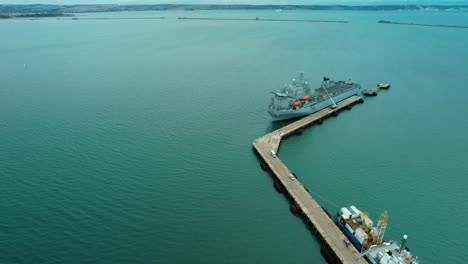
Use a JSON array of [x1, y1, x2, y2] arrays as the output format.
[[0, 4, 467, 19], [0, 12, 74, 19]]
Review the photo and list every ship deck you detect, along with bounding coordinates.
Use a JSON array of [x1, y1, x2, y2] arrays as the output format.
[[252, 95, 368, 264]]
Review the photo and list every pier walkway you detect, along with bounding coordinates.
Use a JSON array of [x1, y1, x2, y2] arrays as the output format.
[[252, 95, 367, 264]]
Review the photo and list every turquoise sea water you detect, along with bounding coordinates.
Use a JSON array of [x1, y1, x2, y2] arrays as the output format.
[[1, 10, 468, 263]]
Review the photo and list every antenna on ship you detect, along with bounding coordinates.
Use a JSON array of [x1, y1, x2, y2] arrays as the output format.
[[321, 76, 337, 108], [399, 234, 408, 253]]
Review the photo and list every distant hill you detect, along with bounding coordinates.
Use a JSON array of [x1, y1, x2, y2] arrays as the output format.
[[1, 4, 467, 18]]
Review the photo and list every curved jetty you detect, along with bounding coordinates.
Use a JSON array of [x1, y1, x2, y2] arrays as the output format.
[[252, 95, 367, 264]]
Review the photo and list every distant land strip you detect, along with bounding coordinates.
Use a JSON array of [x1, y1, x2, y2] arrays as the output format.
[[2, 16, 166, 20], [1, 4, 468, 16], [378, 20, 468, 29], [178, 17, 348, 23]]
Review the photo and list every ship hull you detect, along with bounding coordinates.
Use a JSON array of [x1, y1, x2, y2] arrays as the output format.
[[268, 87, 360, 122], [336, 220, 365, 252]]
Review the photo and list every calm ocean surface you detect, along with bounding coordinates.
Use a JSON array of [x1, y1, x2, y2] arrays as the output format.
[[1, 10, 468, 263]]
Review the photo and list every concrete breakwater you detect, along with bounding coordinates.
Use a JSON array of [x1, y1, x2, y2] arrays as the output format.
[[378, 20, 468, 29], [178, 17, 348, 23]]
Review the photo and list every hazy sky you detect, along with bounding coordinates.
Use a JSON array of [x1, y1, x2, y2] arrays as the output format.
[[1, 0, 467, 4]]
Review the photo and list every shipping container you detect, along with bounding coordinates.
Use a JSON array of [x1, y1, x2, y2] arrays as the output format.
[[355, 228, 369, 245], [345, 223, 355, 235], [363, 217, 373, 227], [350, 206, 363, 218], [340, 207, 352, 220]]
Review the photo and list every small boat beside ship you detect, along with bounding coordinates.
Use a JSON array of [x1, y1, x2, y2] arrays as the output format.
[[364, 89, 378, 96], [363, 82, 391, 97], [336, 206, 419, 264], [377, 83, 390, 89], [268, 73, 361, 121]]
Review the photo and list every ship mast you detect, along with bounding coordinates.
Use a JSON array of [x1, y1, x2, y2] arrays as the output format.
[[321, 77, 337, 108]]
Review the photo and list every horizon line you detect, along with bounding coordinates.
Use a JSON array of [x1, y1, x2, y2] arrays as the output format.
[[2, 3, 468, 5]]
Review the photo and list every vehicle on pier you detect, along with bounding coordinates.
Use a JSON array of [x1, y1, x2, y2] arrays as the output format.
[[268, 73, 361, 122], [270, 150, 276, 158]]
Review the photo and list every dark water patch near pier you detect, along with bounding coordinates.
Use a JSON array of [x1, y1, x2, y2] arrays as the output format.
[[178, 17, 348, 23], [378, 20, 468, 29]]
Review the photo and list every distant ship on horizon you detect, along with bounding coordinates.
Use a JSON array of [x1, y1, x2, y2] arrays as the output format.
[[268, 73, 361, 122]]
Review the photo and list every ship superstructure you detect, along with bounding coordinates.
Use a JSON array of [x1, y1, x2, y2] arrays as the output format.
[[363, 236, 419, 264]]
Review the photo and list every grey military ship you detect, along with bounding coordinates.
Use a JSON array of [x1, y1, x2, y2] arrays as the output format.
[[268, 73, 361, 121]]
